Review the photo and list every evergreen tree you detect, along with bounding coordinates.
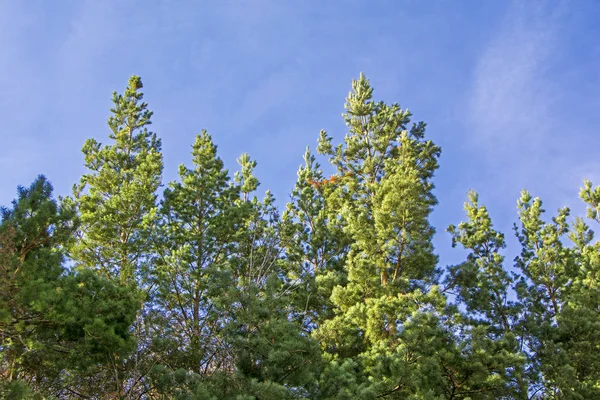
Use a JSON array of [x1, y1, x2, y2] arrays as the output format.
[[148, 145, 321, 398], [446, 191, 528, 398], [0, 176, 137, 398], [151, 131, 239, 374], [514, 182, 600, 398], [282, 148, 350, 331], [68, 75, 163, 397], [70, 75, 163, 286], [314, 74, 453, 398], [208, 155, 321, 399]]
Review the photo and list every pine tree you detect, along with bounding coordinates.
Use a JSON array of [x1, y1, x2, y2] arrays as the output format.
[[211, 155, 321, 399], [0, 176, 137, 398], [70, 75, 163, 286], [151, 131, 239, 374], [446, 190, 528, 398], [68, 75, 163, 397], [148, 145, 321, 398], [281, 148, 350, 331], [314, 74, 454, 398], [514, 181, 600, 398]]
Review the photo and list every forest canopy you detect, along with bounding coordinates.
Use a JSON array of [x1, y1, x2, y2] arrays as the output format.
[[1, 74, 599, 399]]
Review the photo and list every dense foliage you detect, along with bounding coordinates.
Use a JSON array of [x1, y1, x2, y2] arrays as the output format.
[[1, 74, 598, 399]]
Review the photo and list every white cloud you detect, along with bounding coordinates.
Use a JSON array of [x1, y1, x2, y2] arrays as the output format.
[[464, 0, 598, 215], [468, 1, 562, 154]]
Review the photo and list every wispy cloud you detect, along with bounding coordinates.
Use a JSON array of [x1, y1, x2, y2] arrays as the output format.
[[468, 1, 561, 155], [465, 1, 598, 216]]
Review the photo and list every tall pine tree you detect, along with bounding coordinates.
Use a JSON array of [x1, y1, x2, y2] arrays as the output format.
[[151, 131, 239, 375], [68, 76, 163, 397], [70, 75, 163, 286], [314, 74, 452, 398]]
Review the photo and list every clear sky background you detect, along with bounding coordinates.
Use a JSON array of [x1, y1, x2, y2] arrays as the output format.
[[1, 0, 599, 267]]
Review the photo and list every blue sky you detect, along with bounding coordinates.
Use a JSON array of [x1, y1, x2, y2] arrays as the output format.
[[1, 0, 599, 267]]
